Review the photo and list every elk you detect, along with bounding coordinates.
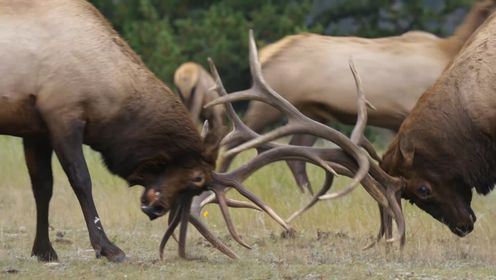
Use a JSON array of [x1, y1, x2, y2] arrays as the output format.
[[221, 0, 496, 194], [174, 62, 225, 129], [381, 11, 496, 237], [0, 0, 378, 262]]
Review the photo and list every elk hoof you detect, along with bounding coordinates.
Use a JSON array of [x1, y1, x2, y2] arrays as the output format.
[[108, 252, 127, 263], [99, 245, 127, 263], [280, 228, 297, 239], [32, 245, 59, 262]]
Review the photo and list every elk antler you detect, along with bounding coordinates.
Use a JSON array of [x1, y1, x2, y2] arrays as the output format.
[[188, 31, 386, 257], [159, 30, 404, 260], [284, 59, 406, 247], [207, 30, 371, 199]]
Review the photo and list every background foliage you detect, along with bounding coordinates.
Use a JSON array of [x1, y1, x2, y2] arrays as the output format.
[[90, 0, 473, 91]]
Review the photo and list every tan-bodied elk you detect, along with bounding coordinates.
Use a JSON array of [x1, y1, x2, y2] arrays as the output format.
[[174, 62, 225, 129], [222, 0, 496, 195], [381, 11, 496, 237], [0, 0, 383, 262]]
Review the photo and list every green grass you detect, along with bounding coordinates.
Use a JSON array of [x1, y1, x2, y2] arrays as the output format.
[[0, 135, 496, 279]]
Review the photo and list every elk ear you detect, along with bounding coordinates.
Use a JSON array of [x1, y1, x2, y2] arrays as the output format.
[[399, 137, 415, 167], [202, 120, 227, 166]]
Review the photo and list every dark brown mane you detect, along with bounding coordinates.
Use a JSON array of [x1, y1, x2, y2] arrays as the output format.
[[89, 81, 204, 181]]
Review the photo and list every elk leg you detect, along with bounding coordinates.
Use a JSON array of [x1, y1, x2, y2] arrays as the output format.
[[48, 119, 125, 262], [23, 137, 58, 262], [286, 134, 318, 194]]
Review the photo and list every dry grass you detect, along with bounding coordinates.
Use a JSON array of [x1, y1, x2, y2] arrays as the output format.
[[0, 135, 496, 279]]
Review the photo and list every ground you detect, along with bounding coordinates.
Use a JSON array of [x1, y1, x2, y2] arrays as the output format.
[[0, 136, 495, 279]]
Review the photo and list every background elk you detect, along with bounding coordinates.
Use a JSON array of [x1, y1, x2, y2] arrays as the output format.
[[245, 0, 496, 132], [381, 11, 496, 237], [174, 62, 225, 129], [213, 0, 496, 194]]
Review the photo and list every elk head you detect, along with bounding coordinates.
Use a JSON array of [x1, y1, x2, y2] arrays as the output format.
[[138, 155, 215, 221], [381, 133, 476, 237]]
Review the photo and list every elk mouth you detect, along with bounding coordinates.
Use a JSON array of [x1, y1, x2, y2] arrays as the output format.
[[450, 224, 474, 237], [448, 210, 476, 237]]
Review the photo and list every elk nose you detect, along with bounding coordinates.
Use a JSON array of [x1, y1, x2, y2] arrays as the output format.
[[453, 224, 474, 237], [141, 205, 165, 220]]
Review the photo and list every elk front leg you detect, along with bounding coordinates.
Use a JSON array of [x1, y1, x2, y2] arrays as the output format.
[[23, 137, 58, 262], [286, 134, 318, 194], [47, 119, 125, 262]]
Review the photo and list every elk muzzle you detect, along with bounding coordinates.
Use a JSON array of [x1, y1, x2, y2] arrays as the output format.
[[141, 188, 168, 220]]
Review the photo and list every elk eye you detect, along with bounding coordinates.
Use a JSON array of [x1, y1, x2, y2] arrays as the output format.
[[417, 184, 432, 198], [192, 175, 204, 184]]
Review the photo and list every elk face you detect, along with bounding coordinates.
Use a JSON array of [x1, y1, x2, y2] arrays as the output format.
[[401, 175, 475, 237], [139, 162, 213, 220], [381, 137, 476, 237]]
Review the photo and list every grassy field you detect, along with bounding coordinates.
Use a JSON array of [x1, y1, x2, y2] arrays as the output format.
[[0, 135, 495, 279]]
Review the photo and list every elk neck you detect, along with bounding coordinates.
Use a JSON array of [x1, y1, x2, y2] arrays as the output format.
[[86, 73, 205, 181]]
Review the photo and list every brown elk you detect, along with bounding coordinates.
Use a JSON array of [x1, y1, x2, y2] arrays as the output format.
[[174, 62, 225, 129], [381, 12, 496, 237], [220, 0, 496, 194], [0, 0, 380, 262]]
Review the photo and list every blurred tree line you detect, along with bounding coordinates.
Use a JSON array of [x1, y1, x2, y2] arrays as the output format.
[[90, 0, 473, 92]]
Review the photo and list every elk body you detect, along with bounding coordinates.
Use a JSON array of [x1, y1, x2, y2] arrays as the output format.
[[174, 62, 225, 129], [381, 12, 496, 237], [245, 0, 496, 132], [0, 0, 225, 262]]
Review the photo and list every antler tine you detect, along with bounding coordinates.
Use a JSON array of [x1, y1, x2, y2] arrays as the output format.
[[201, 194, 262, 211], [211, 187, 252, 249], [349, 57, 368, 144], [348, 59, 381, 162], [363, 205, 389, 250], [286, 170, 335, 223], [287, 160, 390, 223], [207, 58, 275, 164], [159, 202, 182, 260], [189, 215, 239, 259], [178, 196, 193, 258], [318, 58, 369, 200]]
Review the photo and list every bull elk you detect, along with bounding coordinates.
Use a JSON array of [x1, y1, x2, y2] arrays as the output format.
[[174, 62, 225, 129], [0, 0, 385, 262], [381, 11, 496, 237], [220, 0, 496, 195]]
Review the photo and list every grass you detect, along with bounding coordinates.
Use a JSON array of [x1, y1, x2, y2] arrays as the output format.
[[0, 135, 495, 279]]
